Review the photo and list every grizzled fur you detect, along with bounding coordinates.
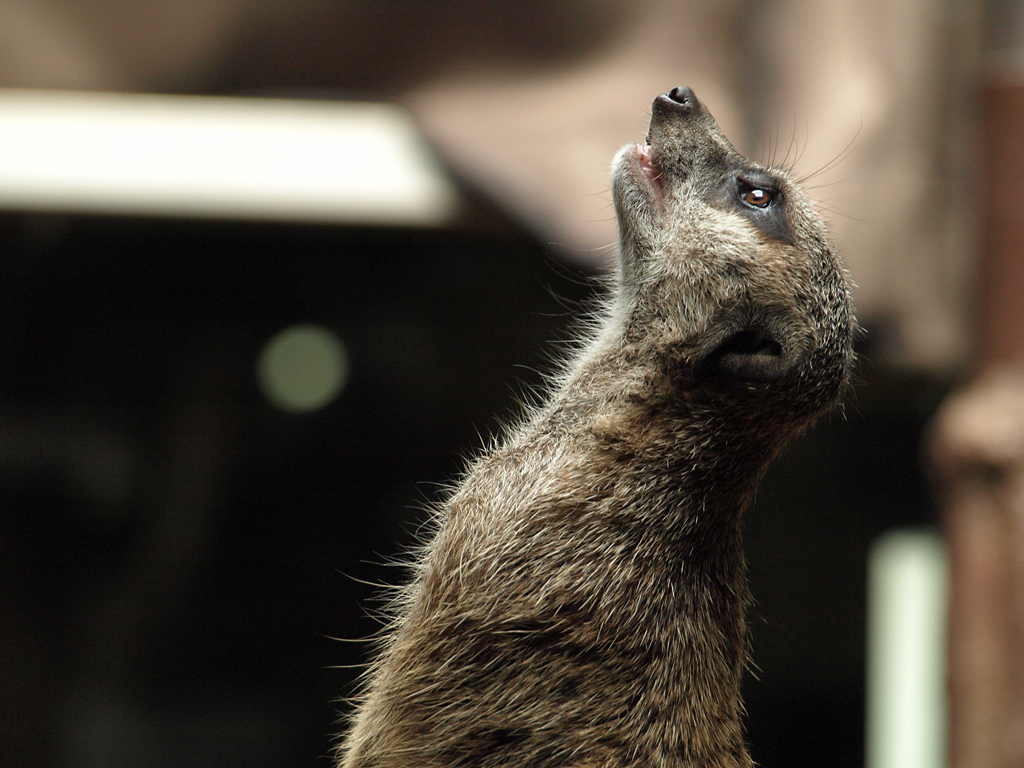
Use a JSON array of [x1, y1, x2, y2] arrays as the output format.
[[336, 88, 855, 768]]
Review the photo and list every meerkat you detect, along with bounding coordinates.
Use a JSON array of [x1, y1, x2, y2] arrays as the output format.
[[336, 87, 855, 768]]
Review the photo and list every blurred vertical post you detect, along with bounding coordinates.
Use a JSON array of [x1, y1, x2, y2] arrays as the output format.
[[928, 2, 1024, 767]]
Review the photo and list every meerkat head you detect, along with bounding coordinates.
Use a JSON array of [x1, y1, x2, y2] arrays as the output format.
[[610, 87, 854, 421]]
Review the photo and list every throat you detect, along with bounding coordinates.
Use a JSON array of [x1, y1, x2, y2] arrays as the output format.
[[623, 562, 751, 765], [577, 509, 751, 763]]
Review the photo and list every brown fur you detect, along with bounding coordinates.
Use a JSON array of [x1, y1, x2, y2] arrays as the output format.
[[336, 88, 855, 768]]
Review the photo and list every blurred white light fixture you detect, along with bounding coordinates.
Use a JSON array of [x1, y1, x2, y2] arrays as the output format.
[[867, 529, 948, 768], [0, 89, 460, 225], [257, 324, 349, 414]]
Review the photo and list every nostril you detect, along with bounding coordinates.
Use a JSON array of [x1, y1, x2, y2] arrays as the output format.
[[667, 87, 695, 106]]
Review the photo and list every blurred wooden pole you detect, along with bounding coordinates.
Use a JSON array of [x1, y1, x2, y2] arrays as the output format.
[[931, 369, 1024, 768], [976, 85, 1024, 365], [928, 13, 1024, 765]]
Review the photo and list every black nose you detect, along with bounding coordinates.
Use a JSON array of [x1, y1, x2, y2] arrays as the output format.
[[654, 87, 703, 116], [667, 87, 696, 106]]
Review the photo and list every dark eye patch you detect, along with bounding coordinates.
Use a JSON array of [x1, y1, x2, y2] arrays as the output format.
[[723, 172, 793, 244]]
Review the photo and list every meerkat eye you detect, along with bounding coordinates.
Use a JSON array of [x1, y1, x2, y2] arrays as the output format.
[[741, 188, 773, 208]]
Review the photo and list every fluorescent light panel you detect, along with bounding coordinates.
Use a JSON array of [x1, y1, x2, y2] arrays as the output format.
[[0, 89, 460, 226], [867, 529, 948, 768]]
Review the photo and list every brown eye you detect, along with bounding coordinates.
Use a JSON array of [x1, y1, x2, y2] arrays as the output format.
[[742, 188, 772, 207]]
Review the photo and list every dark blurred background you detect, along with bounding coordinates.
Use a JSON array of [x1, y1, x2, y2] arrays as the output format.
[[0, 1, 1011, 766]]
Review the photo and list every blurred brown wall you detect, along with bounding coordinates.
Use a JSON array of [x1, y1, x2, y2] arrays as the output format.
[[0, 0, 986, 370]]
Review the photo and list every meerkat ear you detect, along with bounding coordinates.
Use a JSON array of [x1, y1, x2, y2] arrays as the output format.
[[699, 327, 793, 382], [694, 313, 812, 383]]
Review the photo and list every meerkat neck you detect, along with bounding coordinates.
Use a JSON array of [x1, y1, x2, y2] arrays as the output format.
[[516, 365, 759, 763], [460, 404, 756, 765]]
